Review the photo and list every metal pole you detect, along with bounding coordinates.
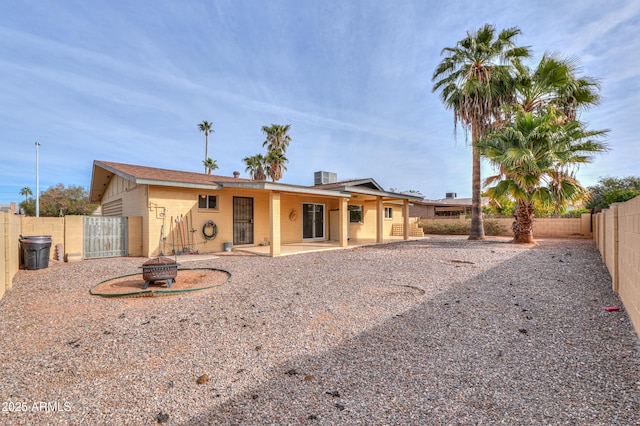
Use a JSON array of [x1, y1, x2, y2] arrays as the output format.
[[35, 141, 40, 217]]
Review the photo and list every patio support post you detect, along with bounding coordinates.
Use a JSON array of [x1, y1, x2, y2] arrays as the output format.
[[339, 197, 348, 247], [403, 200, 410, 240], [270, 192, 281, 257], [376, 197, 383, 243]]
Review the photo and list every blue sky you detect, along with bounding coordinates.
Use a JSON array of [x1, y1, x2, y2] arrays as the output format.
[[1, 0, 639, 205]]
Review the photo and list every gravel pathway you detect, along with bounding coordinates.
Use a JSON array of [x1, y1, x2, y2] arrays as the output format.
[[0, 236, 638, 425]]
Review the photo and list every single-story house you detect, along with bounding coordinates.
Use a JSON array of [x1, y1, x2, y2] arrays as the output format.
[[89, 161, 424, 257], [409, 193, 489, 218]]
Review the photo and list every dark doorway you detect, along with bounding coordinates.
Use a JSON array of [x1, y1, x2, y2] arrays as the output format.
[[233, 197, 254, 245]]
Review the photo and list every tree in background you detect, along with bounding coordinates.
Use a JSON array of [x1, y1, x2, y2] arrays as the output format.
[[19, 187, 32, 206], [262, 124, 291, 153], [586, 176, 640, 209], [20, 183, 98, 217], [202, 158, 218, 175], [432, 24, 531, 240], [198, 120, 214, 174], [265, 150, 288, 182], [243, 154, 267, 181], [261, 124, 292, 182]]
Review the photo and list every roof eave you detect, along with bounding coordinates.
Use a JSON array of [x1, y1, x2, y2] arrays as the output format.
[[222, 181, 351, 197]]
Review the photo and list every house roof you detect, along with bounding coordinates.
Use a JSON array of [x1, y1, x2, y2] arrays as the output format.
[[313, 178, 423, 202], [90, 160, 254, 202], [314, 178, 384, 191], [90, 160, 423, 203], [415, 197, 489, 207]]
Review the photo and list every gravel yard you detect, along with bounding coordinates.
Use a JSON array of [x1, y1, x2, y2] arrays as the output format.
[[1, 236, 639, 425]]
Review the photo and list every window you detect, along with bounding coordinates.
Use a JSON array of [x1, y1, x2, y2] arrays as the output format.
[[198, 194, 218, 210], [384, 207, 393, 219], [349, 205, 363, 223]]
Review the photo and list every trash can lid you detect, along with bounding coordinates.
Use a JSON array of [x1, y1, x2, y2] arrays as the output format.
[[20, 239, 51, 244], [20, 235, 52, 241]]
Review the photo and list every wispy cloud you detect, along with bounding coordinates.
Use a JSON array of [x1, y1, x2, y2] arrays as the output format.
[[1, 0, 639, 204]]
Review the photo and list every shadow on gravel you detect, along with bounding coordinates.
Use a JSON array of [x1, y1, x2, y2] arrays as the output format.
[[183, 239, 640, 425]]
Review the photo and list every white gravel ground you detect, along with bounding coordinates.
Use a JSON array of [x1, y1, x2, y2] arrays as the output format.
[[0, 236, 639, 425]]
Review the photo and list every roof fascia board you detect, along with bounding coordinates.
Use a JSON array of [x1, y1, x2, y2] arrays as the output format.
[[222, 181, 350, 197], [138, 179, 222, 190], [94, 162, 223, 190], [94, 161, 137, 183]]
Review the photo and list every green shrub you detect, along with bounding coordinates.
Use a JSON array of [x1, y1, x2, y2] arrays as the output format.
[[419, 219, 508, 236], [483, 219, 508, 236], [562, 208, 590, 218], [419, 221, 469, 235]]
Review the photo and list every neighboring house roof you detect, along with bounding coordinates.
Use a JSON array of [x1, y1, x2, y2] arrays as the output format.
[[314, 178, 384, 191], [90, 161, 423, 203], [313, 178, 422, 202], [415, 197, 489, 207]]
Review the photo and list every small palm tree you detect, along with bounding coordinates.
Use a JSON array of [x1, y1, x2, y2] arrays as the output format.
[[265, 150, 288, 182], [432, 24, 531, 240], [198, 120, 214, 173], [477, 110, 607, 243], [511, 53, 601, 122], [20, 187, 32, 204], [261, 124, 291, 153], [202, 158, 218, 175], [243, 154, 267, 181]]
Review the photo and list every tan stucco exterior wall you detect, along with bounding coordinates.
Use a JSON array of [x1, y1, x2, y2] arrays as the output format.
[[144, 187, 349, 256], [102, 174, 149, 253], [348, 201, 403, 240], [128, 216, 143, 257]]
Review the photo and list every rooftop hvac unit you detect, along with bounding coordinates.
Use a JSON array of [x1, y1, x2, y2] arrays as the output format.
[[314, 171, 337, 185], [445, 192, 457, 199]]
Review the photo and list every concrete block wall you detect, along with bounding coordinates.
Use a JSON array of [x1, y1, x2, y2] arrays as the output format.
[[0, 214, 145, 301], [1, 212, 21, 299], [419, 215, 592, 238], [21, 217, 65, 259], [594, 196, 640, 339]]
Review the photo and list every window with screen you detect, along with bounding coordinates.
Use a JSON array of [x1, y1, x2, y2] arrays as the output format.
[[198, 195, 218, 210]]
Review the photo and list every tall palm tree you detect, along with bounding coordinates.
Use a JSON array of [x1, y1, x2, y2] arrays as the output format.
[[432, 24, 531, 240], [265, 150, 288, 182], [202, 158, 218, 175], [261, 124, 292, 182], [198, 120, 214, 173], [20, 187, 32, 204], [243, 154, 267, 181], [261, 124, 291, 153], [476, 110, 607, 243]]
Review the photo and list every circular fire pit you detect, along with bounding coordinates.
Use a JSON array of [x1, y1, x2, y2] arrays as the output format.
[[140, 257, 178, 289], [90, 267, 232, 298]]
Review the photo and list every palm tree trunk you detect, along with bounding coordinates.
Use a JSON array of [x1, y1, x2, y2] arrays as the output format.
[[469, 122, 485, 240], [204, 132, 209, 174], [513, 201, 535, 243]]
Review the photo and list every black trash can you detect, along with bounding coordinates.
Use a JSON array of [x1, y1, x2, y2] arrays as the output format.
[[20, 236, 52, 270]]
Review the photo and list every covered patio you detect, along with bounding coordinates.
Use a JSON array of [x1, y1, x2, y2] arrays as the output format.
[[235, 235, 427, 256]]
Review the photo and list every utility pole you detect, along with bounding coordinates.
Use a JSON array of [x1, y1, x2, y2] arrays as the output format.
[[35, 141, 41, 217]]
